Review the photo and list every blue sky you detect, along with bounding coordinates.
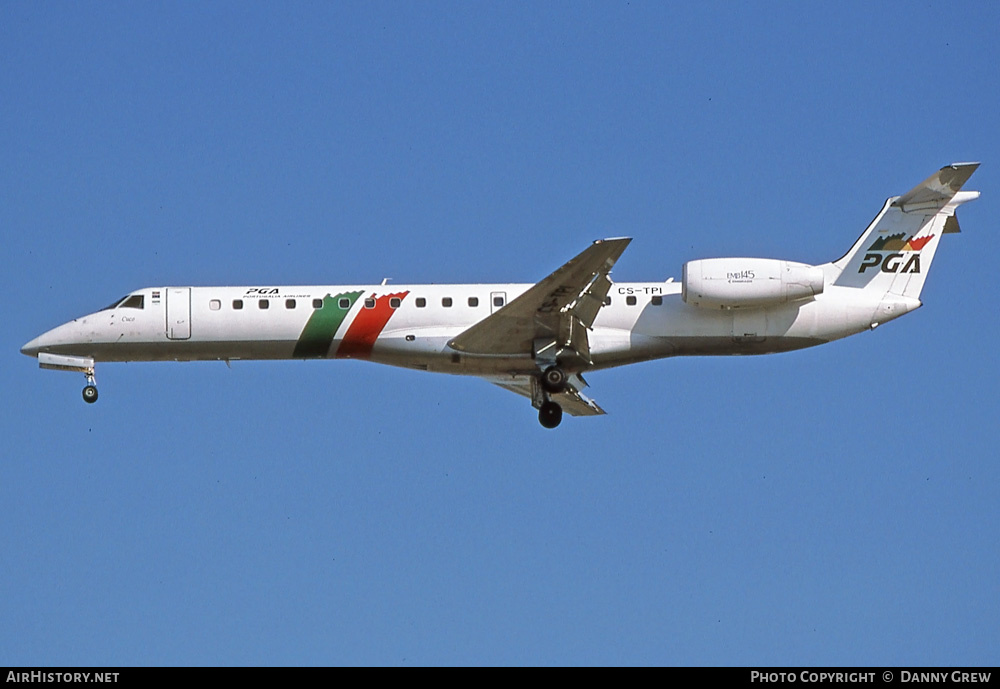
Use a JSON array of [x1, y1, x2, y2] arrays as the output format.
[[2, 2, 997, 666]]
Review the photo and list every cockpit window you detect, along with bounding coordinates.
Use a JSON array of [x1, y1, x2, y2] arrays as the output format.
[[101, 295, 129, 311], [100, 294, 144, 311]]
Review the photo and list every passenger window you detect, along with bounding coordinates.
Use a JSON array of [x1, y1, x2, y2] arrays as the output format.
[[493, 296, 504, 307], [416, 297, 426, 308], [313, 298, 323, 309], [209, 299, 221, 311], [626, 295, 637, 306], [604, 296, 611, 306], [120, 295, 144, 309], [468, 297, 479, 307], [339, 298, 350, 309], [286, 299, 296, 309], [442, 297, 453, 307], [390, 297, 401, 309], [233, 299, 243, 310], [364, 298, 375, 309], [259, 299, 269, 309], [651, 296, 663, 306]]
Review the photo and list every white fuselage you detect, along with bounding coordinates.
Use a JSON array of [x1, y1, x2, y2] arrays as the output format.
[[21, 271, 905, 377]]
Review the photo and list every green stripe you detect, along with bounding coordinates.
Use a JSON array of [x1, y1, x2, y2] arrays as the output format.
[[292, 291, 363, 358]]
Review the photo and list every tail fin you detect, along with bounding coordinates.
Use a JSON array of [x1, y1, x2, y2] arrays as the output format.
[[832, 163, 980, 299]]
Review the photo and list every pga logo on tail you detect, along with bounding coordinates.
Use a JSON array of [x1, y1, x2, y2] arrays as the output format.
[[858, 233, 933, 274]]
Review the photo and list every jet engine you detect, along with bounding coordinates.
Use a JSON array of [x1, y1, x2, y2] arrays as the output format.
[[682, 258, 824, 309]]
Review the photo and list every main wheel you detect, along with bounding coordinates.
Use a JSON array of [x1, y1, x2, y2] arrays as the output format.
[[538, 400, 563, 429], [541, 366, 567, 394], [82, 385, 98, 404]]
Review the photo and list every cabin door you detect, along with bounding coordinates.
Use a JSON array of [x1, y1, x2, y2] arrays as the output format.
[[166, 288, 192, 340]]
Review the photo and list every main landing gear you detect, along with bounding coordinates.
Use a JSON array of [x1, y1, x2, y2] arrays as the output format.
[[541, 365, 567, 394], [82, 370, 98, 404], [536, 365, 567, 428], [538, 400, 563, 429]]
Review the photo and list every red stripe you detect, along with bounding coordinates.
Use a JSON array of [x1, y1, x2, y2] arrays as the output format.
[[336, 291, 409, 359]]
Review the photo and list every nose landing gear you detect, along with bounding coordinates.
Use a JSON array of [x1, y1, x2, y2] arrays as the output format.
[[82, 370, 98, 404], [31, 353, 101, 404]]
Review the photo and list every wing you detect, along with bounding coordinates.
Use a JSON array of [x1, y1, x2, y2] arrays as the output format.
[[447, 237, 631, 361], [487, 375, 606, 416]]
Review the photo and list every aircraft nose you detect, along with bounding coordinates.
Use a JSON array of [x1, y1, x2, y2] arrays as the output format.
[[21, 321, 76, 357], [21, 335, 42, 357]]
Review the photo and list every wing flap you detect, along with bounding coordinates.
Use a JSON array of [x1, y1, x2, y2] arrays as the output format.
[[487, 376, 606, 416], [570, 271, 612, 326]]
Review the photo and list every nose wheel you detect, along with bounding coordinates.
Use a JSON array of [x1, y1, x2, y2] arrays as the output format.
[[82, 370, 98, 404]]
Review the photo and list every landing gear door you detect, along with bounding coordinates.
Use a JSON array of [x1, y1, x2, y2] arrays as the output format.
[[490, 291, 506, 314], [166, 288, 191, 340]]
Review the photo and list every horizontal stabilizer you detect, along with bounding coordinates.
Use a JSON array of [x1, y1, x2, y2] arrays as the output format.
[[892, 162, 979, 212]]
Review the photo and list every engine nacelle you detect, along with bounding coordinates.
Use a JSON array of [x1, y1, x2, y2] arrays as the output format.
[[682, 258, 824, 309]]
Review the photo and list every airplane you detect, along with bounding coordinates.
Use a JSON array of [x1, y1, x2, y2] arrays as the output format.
[[21, 163, 979, 428]]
